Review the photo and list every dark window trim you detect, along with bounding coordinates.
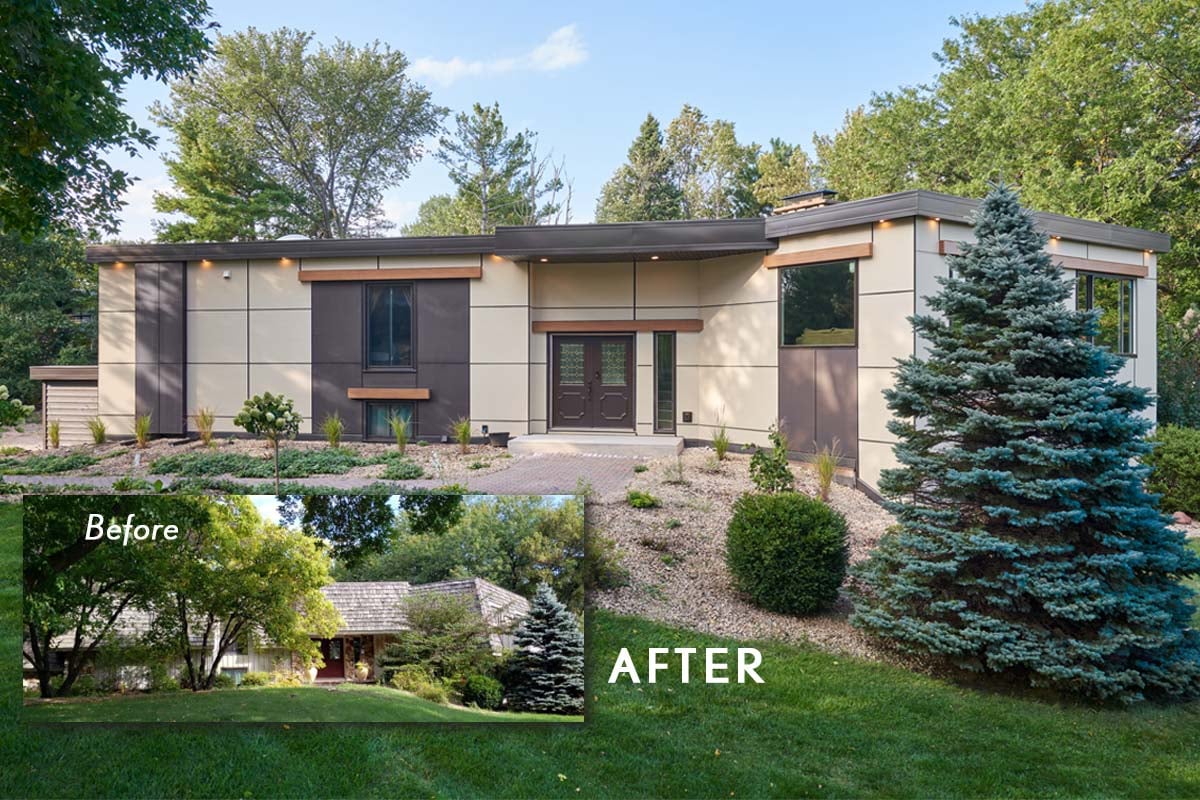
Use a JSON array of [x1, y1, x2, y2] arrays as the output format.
[[362, 400, 418, 442], [778, 258, 859, 349], [363, 282, 417, 372], [1076, 271, 1136, 357], [653, 331, 676, 434]]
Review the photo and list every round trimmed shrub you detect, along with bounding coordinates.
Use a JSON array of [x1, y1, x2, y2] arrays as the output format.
[[726, 492, 849, 614], [461, 673, 503, 710]]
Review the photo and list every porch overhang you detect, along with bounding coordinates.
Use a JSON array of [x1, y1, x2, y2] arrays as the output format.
[[494, 218, 773, 262]]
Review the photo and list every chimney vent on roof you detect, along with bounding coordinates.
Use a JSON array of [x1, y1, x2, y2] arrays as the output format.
[[771, 189, 838, 215]]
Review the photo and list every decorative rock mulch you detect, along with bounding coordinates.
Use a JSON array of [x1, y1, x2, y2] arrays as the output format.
[[589, 448, 897, 660]]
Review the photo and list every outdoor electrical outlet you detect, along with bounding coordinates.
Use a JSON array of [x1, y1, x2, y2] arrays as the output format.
[[482, 424, 489, 434], [682, 411, 693, 423]]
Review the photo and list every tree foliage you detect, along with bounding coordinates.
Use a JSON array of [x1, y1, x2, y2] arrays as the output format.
[[376, 593, 496, 681], [812, 0, 1200, 322], [595, 114, 682, 223], [154, 27, 444, 239], [506, 584, 584, 715], [0, 0, 213, 237], [851, 186, 1200, 703]]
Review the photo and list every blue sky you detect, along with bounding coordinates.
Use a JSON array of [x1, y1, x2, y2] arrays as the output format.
[[109, 0, 1025, 240]]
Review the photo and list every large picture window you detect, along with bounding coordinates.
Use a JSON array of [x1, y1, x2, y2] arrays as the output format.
[[1076, 273, 1133, 355], [779, 260, 856, 347], [366, 284, 414, 368]]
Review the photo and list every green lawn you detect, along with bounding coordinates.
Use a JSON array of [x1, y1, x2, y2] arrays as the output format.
[[23, 683, 578, 724], [4, 502, 1200, 798]]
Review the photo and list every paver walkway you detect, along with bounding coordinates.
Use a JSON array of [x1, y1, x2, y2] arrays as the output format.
[[1, 453, 641, 497]]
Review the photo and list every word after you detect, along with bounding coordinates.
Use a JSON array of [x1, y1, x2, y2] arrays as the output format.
[[608, 647, 764, 684]]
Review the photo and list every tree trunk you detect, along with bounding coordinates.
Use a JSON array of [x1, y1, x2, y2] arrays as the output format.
[[273, 438, 280, 493]]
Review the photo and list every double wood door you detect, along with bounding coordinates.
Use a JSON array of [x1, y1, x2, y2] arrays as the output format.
[[551, 336, 634, 429]]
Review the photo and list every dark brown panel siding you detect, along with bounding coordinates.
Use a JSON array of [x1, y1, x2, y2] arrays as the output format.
[[135, 262, 186, 435], [778, 347, 857, 462], [311, 279, 469, 439]]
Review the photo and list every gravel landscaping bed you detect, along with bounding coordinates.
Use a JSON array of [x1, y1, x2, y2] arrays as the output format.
[[590, 447, 896, 660], [2, 437, 520, 484]]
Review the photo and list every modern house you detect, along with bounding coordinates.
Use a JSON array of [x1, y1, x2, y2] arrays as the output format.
[[62, 188, 1167, 496], [23, 577, 530, 687]]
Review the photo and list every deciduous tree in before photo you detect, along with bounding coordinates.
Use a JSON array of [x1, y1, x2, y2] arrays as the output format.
[[851, 186, 1200, 703]]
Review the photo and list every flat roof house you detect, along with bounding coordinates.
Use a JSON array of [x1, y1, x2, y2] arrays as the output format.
[[82, 189, 1168, 497]]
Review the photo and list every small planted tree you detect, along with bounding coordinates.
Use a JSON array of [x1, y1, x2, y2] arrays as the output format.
[[0, 385, 33, 430], [852, 185, 1200, 703], [506, 584, 584, 715], [748, 423, 794, 494], [233, 392, 302, 492]]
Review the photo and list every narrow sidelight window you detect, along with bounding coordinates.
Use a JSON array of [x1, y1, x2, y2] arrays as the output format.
[[654, 332, 676, 434], [365, 401, 413, 440], [1076, 273, 1134, 355], [366, 284, 414, 368], [779, 260, 856, 346]]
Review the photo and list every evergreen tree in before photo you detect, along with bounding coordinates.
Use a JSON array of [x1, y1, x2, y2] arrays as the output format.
[[506, 584, 584, 714]]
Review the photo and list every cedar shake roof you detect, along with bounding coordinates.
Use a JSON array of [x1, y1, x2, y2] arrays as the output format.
[[323, 578, 530, 635]]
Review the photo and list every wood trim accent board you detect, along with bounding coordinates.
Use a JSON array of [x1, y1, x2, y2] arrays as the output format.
[[938, 240, 1148, 278], [299, 266, 482, 282], [29, 365, 99, 381], [763, 242, 872, 269], [532, 319, 704, 333], [346, 387, 431, 400]]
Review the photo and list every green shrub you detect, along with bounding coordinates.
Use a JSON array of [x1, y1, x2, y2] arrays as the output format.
[[1146, 425, 1200, 517], [134, 412, 152, 448], [749, 423, 794, 494], [388, 664, 433, 692], [193, 407, 216, 447], [322, 412, 344, 448], [47, 420, 60, 449], [86, 416, 107, 444], [633, 464, 648, 473], [726, 492, 848, 614], [240, 671, 270, 687], [415, 681, 450, 705], [212, 673, 236, 690], [147, 663, 181, 693], [461, 673, 503, 710], [627, 489, 660, 509], [375, 451, 424, 480], [69, 674, 103, 696], [0, 451, 96, 475], [269, 670, 302, 687], [152, 448, 366, 479], [112, 476, 157, 492], [0, 385, 34, 429]]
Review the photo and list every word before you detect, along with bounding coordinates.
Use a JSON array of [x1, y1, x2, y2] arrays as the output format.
[[607, 647, 764, 684], [85, 514, 179, 547]]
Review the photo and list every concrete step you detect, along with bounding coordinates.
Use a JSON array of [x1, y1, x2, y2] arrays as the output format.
[[508, 433, 684, 458]]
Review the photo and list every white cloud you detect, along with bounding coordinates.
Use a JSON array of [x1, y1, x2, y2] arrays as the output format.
[[411, 24, 587, 86]]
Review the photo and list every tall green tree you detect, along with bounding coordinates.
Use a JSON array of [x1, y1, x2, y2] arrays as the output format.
[[0, 233, 96, 404], [0, 0, 213, 237], [666, 105, 760, 219], [506, 584, 584, 715], [851, 186, 1200, 703], [595, 114, 682, 222], [813, 0, 1200, 320], [153, 106, 307, 242], [752, 138, 817, 210], [154, 27, 444, 239]]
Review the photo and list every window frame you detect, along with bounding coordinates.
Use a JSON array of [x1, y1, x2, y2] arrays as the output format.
[[777, 259, 859, 349], [653, 331, 676, 434], [363, 400, 416, 442], [1076, 271, 1135, 357], [363, 282, 417, 372]]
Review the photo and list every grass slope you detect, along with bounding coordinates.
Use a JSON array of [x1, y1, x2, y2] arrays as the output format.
[[23, 683, 577, 724], [3, 503, 1200, 798]]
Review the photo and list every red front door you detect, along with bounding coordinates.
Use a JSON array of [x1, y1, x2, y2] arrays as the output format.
[[315, 638, 343, 679]]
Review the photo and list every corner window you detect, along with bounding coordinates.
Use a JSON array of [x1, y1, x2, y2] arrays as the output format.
[[365, 401, 413, 440], [654, 332, 675, 434], [779, 260, 856, 347], [366, 284, 414, 368], [1076, 273, 1133, 355]]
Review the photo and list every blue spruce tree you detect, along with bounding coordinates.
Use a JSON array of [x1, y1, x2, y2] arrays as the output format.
[[507, 584, 584, 714], [851, 185, 1200, 703]]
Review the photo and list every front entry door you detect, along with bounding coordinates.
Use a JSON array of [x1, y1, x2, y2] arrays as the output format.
[[315, 638, 343, 679], [552, 336, 633, 429]]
